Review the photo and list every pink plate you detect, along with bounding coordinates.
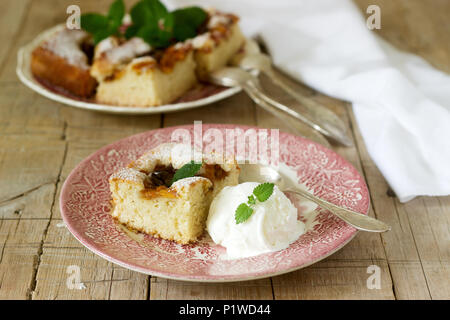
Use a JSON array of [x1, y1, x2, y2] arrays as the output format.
[[60, 124, 369, 282]]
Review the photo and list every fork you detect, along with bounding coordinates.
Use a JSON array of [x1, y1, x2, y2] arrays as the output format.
[[209, 67, 350, 147], [236, 53, 352, 147]]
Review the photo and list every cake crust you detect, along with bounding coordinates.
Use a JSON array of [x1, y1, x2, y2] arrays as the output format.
[[31, 29, 98, 98], [193, 11, 245, 80], [31, 45, 98, 98], [94, 47, 197, 107]]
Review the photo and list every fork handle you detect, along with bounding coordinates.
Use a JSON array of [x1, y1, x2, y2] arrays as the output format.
[[245, 81, 333, 135], [285, 187, 391, 232], [263, 69, 353, 147], [241, 81, 323, 131]]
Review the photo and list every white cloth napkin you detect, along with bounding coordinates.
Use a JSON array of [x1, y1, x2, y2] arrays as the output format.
[[167, 0, 450, 202]]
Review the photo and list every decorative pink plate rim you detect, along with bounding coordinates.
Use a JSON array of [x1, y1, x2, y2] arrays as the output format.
[[60, 124, 369, 282]]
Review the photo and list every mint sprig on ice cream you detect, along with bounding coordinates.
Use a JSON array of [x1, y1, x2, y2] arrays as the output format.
[[235, 183, 275, 224]]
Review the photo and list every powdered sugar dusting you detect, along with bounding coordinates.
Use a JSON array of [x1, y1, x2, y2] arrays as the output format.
[[44, 29, 90, 69], [171, 176, 211, 193], [95, 37, 119, 59], [133, 143, 236, 173], [104, 37, 151, 65], [191, 33, 213, 49], [109, 167, 146, 184], [208, 14, 232, 29]]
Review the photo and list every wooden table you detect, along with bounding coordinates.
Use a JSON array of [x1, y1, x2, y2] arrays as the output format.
[[0, 0, 449, 300]]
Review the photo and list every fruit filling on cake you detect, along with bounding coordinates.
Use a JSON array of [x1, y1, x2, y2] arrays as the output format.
[[31, 0, 246, 107], [109, 143, 240, 244]]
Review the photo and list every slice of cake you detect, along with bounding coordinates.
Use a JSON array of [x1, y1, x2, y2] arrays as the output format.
[[109, 143, 240, 244], [90, 36, 151, 82], [191, 9, 246, 80], [31, 29, 97, 98], [92, 39, 197, 107]]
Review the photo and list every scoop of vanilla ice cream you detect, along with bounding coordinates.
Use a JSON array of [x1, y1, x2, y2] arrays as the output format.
[[207, 182, 305, 259]]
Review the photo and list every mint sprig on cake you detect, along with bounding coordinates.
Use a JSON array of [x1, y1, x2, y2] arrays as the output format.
[[81, 0, 207, 48]]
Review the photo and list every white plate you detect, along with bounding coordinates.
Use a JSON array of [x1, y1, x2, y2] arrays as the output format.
[[16, 24, 259, 115]]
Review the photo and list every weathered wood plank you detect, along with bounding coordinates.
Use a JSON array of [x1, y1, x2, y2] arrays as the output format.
[[0, 83, 65, 138], [0, 0, 31, 73], [0, 135, 66, 219], [163, 91, 256, 127], [272, 259, 394, 300], [150, 278, 273, 300], [353, 0, 450, 73], [400, 196, 450, 299], [61, 107, 162, 134], [32, 220, 149, 300], [0, 219, 48, 299]]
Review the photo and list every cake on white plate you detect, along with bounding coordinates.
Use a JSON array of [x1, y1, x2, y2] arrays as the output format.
[[192, 9, 245, 80], [91, 39, 197, 107], [109, 143, 240, 244], [30, 2, 246, 107], [31, 29, 98, 98]]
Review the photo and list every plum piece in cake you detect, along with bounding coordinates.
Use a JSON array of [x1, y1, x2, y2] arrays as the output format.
[[109, 143, 240, 244]]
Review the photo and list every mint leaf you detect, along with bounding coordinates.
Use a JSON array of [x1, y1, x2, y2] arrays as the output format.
[[234, 183, 275, 225], [93, 28, 113, 44], [253, 183, 275, 202], [173, 26, 195, 42], [126, 1, 207, 47], [81, 0, 125, 44], [130, 0, 167, 26], [174, 7, 207, 27], [143, 0, 169, 18], [84, 0, 207, 48], [173, 7, 207, 41], [108, 0, 125, 23], [130, 1, 149, 26], [156, 12, 174, 47], [124, 24, 140, 39], [137, 22, 171, 48], [128, 0, 174, 48], [235, 203, 254, 224], [137, 23, 158, 43], [80, 13, 109, 34], [170, 161, 202, 185]]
